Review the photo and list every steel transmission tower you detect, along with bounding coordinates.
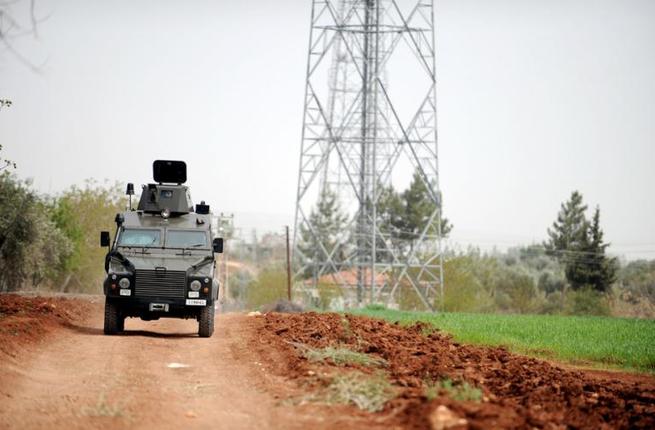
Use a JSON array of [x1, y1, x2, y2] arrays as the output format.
[[293, 0, 444, 311]]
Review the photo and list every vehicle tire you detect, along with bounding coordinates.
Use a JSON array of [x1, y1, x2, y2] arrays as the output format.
[[104, 299, 120, 335], [198, 303, 215, 338], [117, 315, 125, 332]]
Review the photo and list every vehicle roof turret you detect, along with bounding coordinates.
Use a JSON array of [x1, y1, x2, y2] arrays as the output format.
[[136, 160, 193, 216]]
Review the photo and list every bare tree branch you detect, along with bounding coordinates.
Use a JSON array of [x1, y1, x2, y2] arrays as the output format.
[[29, 0, 36, 37], [1, 35, 41, 72], [0, 0, 47, 72]]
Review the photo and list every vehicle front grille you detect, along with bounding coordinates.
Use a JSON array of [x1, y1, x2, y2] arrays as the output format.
[[134, 269, 186, 298]]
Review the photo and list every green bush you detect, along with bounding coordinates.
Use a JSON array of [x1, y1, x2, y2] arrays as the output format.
[[53, 181, 126, 293], [442, 255, 492, 313], [0, 176, 126, 293], [495, 269, 543, 314], [364, 303, 387, 311], [539, 291, 565, 315], [565, 287, 610, 316], [245, 266, 289, 309], [0, 174, 74, 291]]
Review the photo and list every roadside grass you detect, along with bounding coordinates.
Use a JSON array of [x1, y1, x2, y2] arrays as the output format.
[[323, 371, 395, 412], [301, 344, 387, 367], [351, 307, 655, 373], [425, 378, 483, 402]]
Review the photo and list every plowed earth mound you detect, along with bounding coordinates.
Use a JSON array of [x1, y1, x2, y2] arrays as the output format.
[[0, 294, 93, 358], [258, 312, 655, 430]]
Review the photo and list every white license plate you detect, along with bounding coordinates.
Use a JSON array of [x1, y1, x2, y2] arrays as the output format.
[[119, 289, 132, 296], [188, 291, 200, 298], [149, 303, 169, 312], [186, 299, 206, 306]]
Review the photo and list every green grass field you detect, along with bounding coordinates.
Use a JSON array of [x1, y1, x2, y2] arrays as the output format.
[[350, 308, 655, 373]]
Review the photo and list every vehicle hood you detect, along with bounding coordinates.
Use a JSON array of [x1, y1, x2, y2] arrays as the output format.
[[116, 250, 214, 276]]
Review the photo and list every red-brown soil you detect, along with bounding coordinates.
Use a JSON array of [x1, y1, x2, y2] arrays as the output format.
[[0, 294, 94, 357], [1, 294, 653, 430], [257, 312, 655, 430], [0, 295, 385, 430]]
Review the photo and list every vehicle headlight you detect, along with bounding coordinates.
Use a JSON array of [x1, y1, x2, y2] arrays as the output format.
[[119, 278, 131, 289], [190, 280, 201, 291]]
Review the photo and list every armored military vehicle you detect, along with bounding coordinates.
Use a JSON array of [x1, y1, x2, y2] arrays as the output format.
[[100, 160, 223, 337]]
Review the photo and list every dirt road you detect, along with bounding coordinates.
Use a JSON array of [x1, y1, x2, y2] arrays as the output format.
[[0, 299, 348, 430], [2, 295, 654, 429]]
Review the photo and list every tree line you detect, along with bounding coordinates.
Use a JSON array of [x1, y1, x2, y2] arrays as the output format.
[[2, 138, 652, 317], [292, 181, 653, 316], [298, 170, 451, 279], [0, 169, 125, 293]]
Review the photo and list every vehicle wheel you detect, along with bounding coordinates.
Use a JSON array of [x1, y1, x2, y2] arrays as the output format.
[[198, 303, 215, 338], [117, 315, 125, 332], [104, 298, 120, 335]]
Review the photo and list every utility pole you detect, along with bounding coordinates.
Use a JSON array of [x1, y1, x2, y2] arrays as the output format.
[[216, 213, 234, 305], [293, 0, 445, 311]]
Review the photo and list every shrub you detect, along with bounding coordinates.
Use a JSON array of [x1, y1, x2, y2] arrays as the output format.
[[495, 269, 543, 314], [245, 266, 288, 309], [565, 287, 610, 316], [425, 378, 482, 402], [0, 175, 73, 291], [323, 372, 395, 412], [302, 345, 386, 367]]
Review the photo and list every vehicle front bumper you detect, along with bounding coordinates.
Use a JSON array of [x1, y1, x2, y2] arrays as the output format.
[[105, 294, 214, 319]]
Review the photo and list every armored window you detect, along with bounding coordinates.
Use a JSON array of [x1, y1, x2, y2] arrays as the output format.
[[166, 230, 208, 248], [118, 229, 161, 247]]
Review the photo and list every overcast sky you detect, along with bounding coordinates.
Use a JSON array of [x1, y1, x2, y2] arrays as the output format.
[[1, 0, 653, 259]]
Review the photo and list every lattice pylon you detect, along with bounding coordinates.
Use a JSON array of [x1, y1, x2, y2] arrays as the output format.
[[293, 0, 444, 311]]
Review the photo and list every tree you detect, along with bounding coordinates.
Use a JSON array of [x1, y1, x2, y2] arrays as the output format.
[[0, 144, 17, 172], [245, 267, 288, 309], [545, 191, 589, 289], [375, 183, 407, 261], [1, 101, 17, 171], [585, 207, 617, 292], [24, 201, 73, 287], [617, 260, 655, 316], [375, 171, 452, 264], [441, 255, 489, 312], [298, 187, 348, 278], [545, 192, 616, 292], [545, 191, 587, 256], [53, 181, 126, 292], [0, 174, 72, 291], [0, 174, 38, 291], [495, 269, 542, 314], [402, 171, 452, 241], [49, 196, 84, 275]]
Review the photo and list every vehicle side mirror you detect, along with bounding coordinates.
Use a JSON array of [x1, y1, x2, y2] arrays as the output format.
[[212, 238, 224, 254], [100, 231, 111, 247]]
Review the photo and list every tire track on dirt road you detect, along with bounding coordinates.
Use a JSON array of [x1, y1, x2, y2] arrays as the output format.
[[0, 300, 365, 430]]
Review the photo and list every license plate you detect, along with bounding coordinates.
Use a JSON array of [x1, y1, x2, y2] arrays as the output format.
[[186, 299, 206, 306], [149, 303, 169, 312], [119, 289, 131, 296], [188, 291, 200, 298]]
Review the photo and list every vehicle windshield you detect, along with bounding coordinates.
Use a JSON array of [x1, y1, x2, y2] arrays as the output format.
[[166, 230, 207, 248], [118, 229, 161, 247]]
